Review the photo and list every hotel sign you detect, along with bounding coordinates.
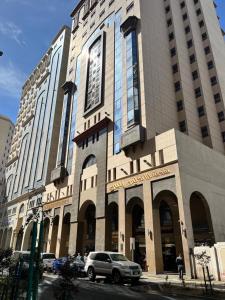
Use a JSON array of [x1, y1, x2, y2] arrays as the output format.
[[43, 197, 72, 211], [107, 167, 171, 193]]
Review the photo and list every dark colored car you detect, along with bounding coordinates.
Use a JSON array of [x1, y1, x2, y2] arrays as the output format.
[[52, 257, 85, 278]]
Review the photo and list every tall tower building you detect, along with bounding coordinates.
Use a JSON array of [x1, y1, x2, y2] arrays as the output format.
[[0, 26, 70, 251], [4, 0, 225, 278], [0, 115, 14, 205]]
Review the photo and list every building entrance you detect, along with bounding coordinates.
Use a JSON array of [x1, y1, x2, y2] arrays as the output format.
[[154, 191, 183, 273], [126, 198, 146, 270]]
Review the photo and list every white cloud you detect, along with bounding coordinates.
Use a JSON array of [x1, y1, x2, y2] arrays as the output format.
[[0, 62, 26, 98], [0, 21, 25, 46]]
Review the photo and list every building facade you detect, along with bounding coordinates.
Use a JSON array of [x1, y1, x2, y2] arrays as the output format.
[[0, 115, 14, 205], [0, 26, 70, 252], [2, 0, 225, 278]]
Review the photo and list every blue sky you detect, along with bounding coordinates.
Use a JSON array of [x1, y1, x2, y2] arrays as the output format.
[[0, 0, 225, 123]]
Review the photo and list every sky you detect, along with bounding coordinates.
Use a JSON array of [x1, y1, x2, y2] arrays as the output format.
[[0, 0, 225, 123]]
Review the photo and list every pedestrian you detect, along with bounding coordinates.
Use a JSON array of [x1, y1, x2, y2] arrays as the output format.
[[176, 253, 184, 280], [83, 252, 88, 264], [76, 253, 83, 263]]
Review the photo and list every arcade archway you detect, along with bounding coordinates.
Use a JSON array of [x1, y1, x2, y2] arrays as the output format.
[[190, 192, 215, 246], [77, 201, 96, 254]]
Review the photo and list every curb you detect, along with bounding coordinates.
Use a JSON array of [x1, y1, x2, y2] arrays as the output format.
[[132, 281, 225, 300]]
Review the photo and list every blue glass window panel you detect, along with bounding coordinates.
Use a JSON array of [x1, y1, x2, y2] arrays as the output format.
[[127, 110, 134, 124], [115, 143, 120, 153]]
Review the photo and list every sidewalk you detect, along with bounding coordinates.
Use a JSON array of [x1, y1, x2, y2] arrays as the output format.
[[133, 273, 225, 299]]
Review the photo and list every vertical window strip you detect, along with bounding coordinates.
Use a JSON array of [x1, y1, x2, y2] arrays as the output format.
[[125, 30, 140, 126], [113, 12, 123, 154], [67, 56, 81, 174]]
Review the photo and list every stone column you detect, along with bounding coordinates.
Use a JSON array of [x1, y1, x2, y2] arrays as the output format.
[[143, 180, 163, 274], [68, 222, 78, 256], [55, 206, 64, 258], [11, 232, 17, 250], [95, 217, 106, 251], [46, 221, 53, 253], [175, 166, 195, 278], [118, 188, 126, 255]]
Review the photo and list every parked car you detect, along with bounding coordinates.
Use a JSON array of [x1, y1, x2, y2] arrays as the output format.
[[41, 253, 56, 271], [52, 257, 85, 278], [52, 257, 68, 274], [12, 251, 44, 279], [84, 252, 142, 283]]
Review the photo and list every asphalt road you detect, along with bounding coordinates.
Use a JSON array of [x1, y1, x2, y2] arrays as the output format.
[[38, 275, 217, 300]]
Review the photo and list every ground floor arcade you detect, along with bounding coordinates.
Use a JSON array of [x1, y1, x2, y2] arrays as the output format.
[[7, 168, 221, 278], [4, 130, 225, 279]]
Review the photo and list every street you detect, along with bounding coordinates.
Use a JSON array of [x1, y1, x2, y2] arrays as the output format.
[[38, 275, 219, 300]]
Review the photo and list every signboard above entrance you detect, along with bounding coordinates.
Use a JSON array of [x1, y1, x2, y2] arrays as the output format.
[[107, 167, 171, 193]]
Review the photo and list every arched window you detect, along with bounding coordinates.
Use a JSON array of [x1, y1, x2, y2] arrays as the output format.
[[160, 201, 173, 227], [83, 155, 96, 169]]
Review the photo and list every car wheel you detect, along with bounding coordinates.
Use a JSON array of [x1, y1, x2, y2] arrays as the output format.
[[87, 267, 96, 282], [112, 270, 122, 284]]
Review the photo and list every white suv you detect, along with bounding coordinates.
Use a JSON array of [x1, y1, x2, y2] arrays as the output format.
[[84, 252, 142, 283]]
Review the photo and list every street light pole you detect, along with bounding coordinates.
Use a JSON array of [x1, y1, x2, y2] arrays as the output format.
[[26, 220, 37, 300]]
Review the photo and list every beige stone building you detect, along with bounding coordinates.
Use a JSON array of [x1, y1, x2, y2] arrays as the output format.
[[0, 26, 70, 252], [0, 115, 14, 205], [2, 0, 225, 279]]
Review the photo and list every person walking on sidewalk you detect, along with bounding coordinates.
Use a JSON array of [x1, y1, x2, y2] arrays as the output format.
[[176, 253, 184, 280]]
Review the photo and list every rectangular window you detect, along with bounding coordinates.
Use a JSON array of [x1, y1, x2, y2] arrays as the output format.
[[168, 32, 174, 41], [183, 13, 188, 21], [174, 81, 181, 92], [113, 168, 117, 181], [176, 100, 183, 112], [125, 29, 140, 126], [214, 93, 221, 103], [196, 8, 201, 16], [172, 64, 178, 74], [190, 54, 196, 64], [167, 18, 172, 27], [136, 159, 140, 172], [127, 2, 134, 13], [113, 12, 123, 154], [207, 61, 214, 70], [202, 32, 207, 40], [85, 33, 104, 114], [91, 176, 94, 188], [218, 111, 225, 122], [201, 126, 209, 138], [222, 132, 225, 142], [198, 106, 205, 117], [211, 76, 217, 86], [180, 1, 185, 8], [199, 20, 204, 27], [195, 87, 201, 98], [179, 120, 186, 132], [170, 47, 176, 57], [204, 46, 210, 55], [192, 70, 198, 80], [185, 26, 190, 34], [165, 5, 170, 13], [130, 161, 134, 174], [187, 39, 193, 48]]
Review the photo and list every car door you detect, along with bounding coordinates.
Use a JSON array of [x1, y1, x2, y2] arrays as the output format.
[[98, 253, 112, 275], [94, 253, 103, 274]]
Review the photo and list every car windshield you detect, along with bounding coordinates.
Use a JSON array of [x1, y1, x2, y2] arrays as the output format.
[[42, 254, 56, 259], [110, 254, 128, 262]]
